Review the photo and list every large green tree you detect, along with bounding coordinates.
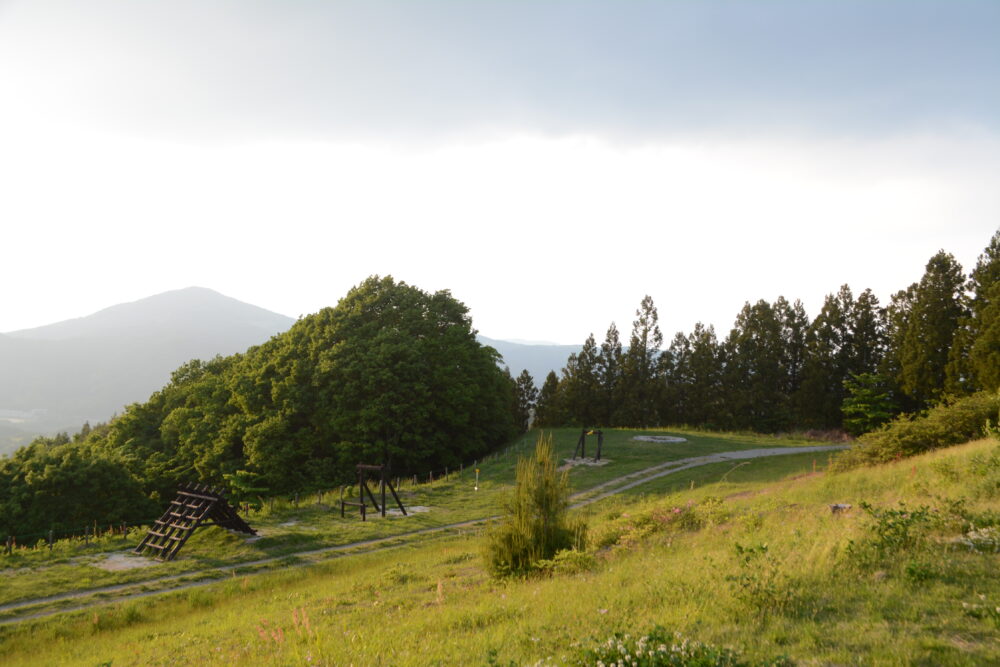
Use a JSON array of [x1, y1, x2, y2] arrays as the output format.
[[594, 323, 623, 427], [513, 369, 538, 433], [948, 230, 1000, 393], [724, 300, 788, 431], [898, 252, 966, 408], [95, 276, 517, 496], [533, 371, 563, 427], [559, 334, 602, 427], [616, 295, 663, 427]]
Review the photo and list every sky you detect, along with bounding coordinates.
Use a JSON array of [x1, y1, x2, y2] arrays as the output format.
[[1, 1, 998, 345]]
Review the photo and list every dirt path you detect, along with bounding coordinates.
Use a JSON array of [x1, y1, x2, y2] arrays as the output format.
[[0, 444, 847, 627]]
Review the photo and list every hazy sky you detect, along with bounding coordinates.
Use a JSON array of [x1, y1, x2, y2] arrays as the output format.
[[1, 1, 998, 345]]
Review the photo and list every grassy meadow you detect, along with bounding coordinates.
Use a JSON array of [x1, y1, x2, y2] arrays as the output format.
[[1, 430, 998, 664], [0, 428, 820, 614]]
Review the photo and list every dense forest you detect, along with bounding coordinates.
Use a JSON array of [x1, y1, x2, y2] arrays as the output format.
[[529, 230, 1000, 434], [0, 277, 520, 537]]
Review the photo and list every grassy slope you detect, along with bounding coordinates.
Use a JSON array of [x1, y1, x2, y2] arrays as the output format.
[[1, 435, 998, 665], [0, 428, 818, 609]]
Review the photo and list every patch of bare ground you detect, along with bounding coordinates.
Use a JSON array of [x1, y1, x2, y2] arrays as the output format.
[[559, 458, 612, 471], [92, 553, 158, 572]]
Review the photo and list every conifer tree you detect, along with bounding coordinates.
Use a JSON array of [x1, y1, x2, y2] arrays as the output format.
[[848, 288, 886, 376], [560, 335, 601, 426], [484, 433, 582, 577], [948, 230, 1000, 393], [880, 284, 918, 413], [796, 290, 851, 428], [661, 331, 690, 424], [899, 251, 966, 407], [533, 371, 563, 427], [776, 297, 808, 404], [513, 369, 538, 433], [616, 295, 663, 427], [724, 300, 787, 431], [594, 323, 622, 426]]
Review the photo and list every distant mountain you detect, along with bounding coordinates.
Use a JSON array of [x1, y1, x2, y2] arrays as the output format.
[[478, 336, 578, 387], [0, 288, 294, 453]]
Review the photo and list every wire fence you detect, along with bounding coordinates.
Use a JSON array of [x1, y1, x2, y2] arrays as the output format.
[[1, 437, 534, 558]]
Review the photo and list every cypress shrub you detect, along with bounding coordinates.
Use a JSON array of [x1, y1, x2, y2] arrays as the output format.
[[484, 433, 586, 577]]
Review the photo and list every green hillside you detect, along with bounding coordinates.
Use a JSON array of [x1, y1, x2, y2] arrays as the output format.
[[2, 430, 997, 665]]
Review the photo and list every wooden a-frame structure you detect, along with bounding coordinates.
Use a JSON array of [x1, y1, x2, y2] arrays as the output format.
[[135, 483, 256, 561], [341, 463, 407, 521]]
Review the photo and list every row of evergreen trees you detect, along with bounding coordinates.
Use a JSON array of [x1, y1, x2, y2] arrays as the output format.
[[523, 230, 1000, 434]]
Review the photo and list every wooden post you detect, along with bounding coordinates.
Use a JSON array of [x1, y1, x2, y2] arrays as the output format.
[[49, 530, 54, 552], [381, 467, 387, 518]]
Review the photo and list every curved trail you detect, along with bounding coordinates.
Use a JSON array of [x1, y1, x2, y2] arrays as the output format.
[[0, 444, 846, 627]]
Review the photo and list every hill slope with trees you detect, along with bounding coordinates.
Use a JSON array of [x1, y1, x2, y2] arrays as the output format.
[[0, 287, 296, 453], [0, 277, 520, 537]]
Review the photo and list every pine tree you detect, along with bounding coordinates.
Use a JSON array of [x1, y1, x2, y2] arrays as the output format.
[[880, 284, 918, 413], [533, 371, 563, 427], [616, 295, 663, 427], [847, 288, 886, 377], [594, 323, 623, 426], [660, 331, 690, 424], [776, 297, 808, 405], [484, 433, 583, 577], [724, 300, 787, 431], [513, 369, 538, 433], [559, 335, 601, 426], [899, 251, 966, 407], [949, 230, 1000, 393], [796, 291, 850, 428]]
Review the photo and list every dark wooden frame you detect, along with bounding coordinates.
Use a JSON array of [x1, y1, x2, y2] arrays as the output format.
[[340, 463, 407, 520], [573, 428, 604, 461], [134, 483, 256, 561]]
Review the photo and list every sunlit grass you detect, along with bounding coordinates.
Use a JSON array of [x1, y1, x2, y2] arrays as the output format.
[[3, 436, 997, 665], [0, 428, 832, 610]]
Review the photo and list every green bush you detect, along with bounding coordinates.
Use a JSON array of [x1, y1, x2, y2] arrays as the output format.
[[483, 433, 586, 577], [726, 543, 793, 622], [846, 501, 936, 572], [832, 391, 1000, 469], [534, 548, 597, 576]]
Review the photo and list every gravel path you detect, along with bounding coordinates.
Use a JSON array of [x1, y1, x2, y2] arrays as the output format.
[[0, 444, 847, 627]]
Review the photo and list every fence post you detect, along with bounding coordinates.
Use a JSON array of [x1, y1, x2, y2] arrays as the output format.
[[48, 530, 54, 552]]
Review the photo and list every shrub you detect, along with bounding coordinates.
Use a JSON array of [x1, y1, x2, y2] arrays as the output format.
[[832, 391, 1000, 469], [726, 543, 793, 622], [534, 548, 597, 576], [483, 433, 585, 577], [846, 501, 936, 571]]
